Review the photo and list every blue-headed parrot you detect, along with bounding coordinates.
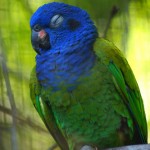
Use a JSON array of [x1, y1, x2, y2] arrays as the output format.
[[29, 2, 147, 150]]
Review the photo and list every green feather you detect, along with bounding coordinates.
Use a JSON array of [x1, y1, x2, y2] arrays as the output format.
[[35, 96, 44, 118], [94, 38, 147, 143]]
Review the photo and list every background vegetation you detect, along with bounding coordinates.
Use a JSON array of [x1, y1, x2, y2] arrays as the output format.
[[0, 0, 150, 150]]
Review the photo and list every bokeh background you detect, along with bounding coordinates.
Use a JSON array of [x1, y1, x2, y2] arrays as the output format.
[[0, 0, 150, 150]]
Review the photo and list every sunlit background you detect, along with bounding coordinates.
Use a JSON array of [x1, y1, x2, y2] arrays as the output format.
[[0, 0, 150, 150]]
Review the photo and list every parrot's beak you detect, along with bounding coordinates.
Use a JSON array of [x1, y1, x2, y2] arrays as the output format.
[[31, 29, 50, 54]]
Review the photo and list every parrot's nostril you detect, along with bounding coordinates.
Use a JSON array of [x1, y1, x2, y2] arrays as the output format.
[[33, 24, 42, 32]]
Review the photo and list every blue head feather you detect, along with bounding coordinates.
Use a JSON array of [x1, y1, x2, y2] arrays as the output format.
[[30, 2, 98, 91]]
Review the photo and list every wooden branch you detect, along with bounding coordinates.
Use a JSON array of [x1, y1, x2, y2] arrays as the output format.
[[103, 6, 119, 38], [0, 105, 48, 133], [105, 144, 150, 150], [0, 35, 18, 150]]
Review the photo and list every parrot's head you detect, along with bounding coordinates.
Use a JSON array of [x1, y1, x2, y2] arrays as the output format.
[[30, 2, 98, 55]]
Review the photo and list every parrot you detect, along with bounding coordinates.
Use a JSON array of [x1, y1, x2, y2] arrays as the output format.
[[29, 2, 147, 150]]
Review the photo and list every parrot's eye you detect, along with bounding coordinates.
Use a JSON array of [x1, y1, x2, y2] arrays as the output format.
[[50, 14, 64, 28]]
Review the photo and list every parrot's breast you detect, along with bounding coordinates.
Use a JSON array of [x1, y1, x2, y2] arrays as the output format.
[[36, 45, 96, 91], [44, 60, 133, 149]]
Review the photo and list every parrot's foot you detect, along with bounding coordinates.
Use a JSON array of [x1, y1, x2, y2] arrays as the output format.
[[80, 145, 98, 150]]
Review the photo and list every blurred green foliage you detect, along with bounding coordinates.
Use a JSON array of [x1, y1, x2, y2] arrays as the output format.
[[0, 0, 150, 150]]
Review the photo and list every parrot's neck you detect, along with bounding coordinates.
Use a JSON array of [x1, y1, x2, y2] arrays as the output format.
[[36, 42, 96, 91]]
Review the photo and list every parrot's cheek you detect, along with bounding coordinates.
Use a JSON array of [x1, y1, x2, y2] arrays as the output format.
[[31, 29, 51, 54]]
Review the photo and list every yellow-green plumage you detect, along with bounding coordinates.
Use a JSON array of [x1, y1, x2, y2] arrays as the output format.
[[30, 38, 147, 150]]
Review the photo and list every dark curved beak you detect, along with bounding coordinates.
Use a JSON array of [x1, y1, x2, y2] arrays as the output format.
[[31, 29, 50, 54]]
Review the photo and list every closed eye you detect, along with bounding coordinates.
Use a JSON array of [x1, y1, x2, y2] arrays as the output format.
[[50, 14, 64, 28]]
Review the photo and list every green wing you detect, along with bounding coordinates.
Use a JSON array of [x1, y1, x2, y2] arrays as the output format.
[[29, 67, 69, 150], [94, 38, 147, 143]]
